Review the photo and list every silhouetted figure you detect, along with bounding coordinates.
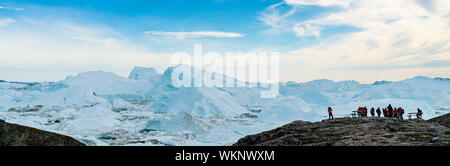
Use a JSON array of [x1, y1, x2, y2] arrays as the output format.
[[364, 107, 368, 117], [387, 104, 393, 117], [370, 107, 375, 117], [376, 107, 381, 117], [398, 107, 404, 119], [357, 107, 364, 117], [357, 107, 367, 117], [394, 108, 398, 118], [417, 108, 423, 119], [328, 107, 334, 120]]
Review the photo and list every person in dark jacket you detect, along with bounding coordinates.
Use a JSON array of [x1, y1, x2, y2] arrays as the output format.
[[364, 107, 368, 117], [370, 107, 375, 117], [398, 107, 404, 119], [417, 108, 423, 119], [328, 107, 334, 120], [376, 107, 381, 117], [387, 104, 393, 117]]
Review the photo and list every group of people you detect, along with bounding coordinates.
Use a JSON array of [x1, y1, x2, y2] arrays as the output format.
[[356, 104, 411, 119], [380, 104, 405, 119], [362, 104, 410, 119], [327, 104, 424, 120]]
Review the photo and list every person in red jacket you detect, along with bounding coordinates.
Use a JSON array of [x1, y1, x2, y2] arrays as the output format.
[[357, 107, 364, 117], [376, 107, 381, 117], [328, 107, 334, 120], [394, 108, 399, 118]]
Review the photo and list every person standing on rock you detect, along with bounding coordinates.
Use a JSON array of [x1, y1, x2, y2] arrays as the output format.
[[394, 108, 399, 118], [370, 107, 375, 117], [357, 107, 363, 117], [387, 104, 393, 117], [364, 107, 368, 117], [376, 107, 381, 117], [398, 107, 404, 119], [328, 107, 334, 120], [417, 108, 423, 119]]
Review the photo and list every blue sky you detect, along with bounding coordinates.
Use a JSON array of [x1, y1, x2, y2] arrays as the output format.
[[1, 0, 334, 52], [0, 0, 449, 83]]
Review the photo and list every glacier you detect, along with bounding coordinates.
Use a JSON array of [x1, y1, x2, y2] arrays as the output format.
[[0, 66, 449, 146]]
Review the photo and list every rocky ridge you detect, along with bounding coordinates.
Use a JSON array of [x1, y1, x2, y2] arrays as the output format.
[[0, 119, 85, 146], [234, 114, 450, 146]]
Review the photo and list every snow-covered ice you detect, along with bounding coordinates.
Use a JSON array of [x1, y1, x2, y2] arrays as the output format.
[[0, 65, 449, 146]]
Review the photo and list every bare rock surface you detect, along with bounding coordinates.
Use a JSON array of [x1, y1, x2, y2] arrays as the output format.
[[234, 114, 450, 146], [0, 119, 86, 146], [429, 113, 450, 128]]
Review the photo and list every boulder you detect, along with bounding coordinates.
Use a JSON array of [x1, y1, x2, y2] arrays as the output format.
[[0, 119, 85, 146]]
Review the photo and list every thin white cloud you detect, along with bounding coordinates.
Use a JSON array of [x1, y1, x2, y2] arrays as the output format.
[[257, 2, 299, 36], [293, 23, 321, 38], [144, 31, 244, 39], [0, 5, 24, 11], [0, 18, 16, 27], [284, 0, 352, 8], [72, 36, 120, 48], [258, 2, 297, 28], [260, 0, 450, 83]]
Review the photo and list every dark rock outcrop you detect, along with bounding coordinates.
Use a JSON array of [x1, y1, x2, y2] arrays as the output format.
[[429, 113, 450, 128], [234, 115, 450, 146], [0, 119, 86, 146]]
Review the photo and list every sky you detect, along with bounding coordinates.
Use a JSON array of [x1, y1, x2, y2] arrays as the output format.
[[0, 0, 449, 83]]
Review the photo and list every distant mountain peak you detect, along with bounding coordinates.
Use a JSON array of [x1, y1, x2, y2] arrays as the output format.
[[434, 77, 450, 82], [128, 66, 161, 82], [372, 80, 393, 85]]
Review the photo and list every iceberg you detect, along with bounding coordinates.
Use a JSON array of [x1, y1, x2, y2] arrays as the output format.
[[0, 65, 449, 146]]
